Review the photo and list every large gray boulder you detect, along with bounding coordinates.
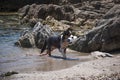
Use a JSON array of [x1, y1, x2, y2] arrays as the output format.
[[71, 5, 120, 52], [15, 22, 55, 48]]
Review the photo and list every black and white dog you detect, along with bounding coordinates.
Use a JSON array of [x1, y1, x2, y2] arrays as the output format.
[[40, 28, 77, 58]]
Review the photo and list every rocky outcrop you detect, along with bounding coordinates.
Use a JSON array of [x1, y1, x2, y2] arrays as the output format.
[[19, 4, 75, 22], [70, 5, 120, 52], [1, 0, 118, 12], [0, 0, 66, 12], [15, 22, 55, 48], [18, 0, 116, 29], [44, 16, 70, 31]]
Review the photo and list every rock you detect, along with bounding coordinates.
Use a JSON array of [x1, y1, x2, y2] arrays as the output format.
[[18, 5, 30, 19], [0, 0, 67, 12], [15, 30, 35, 48], [91, 51, 113, 59], [77, 10, 102, 19], [113, 0, 120, 4], [17, 0, 116, 30], [70, 5, 120, 52], [15, 22, 55, 48], [19, 4, 75, 22], [44, 16, 70, 31], [0, 71, 18, 77], [104, 5, 120, 19]]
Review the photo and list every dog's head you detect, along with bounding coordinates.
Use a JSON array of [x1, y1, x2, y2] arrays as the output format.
[[62, 28, 73, 39], [67, 35, 78, 44]]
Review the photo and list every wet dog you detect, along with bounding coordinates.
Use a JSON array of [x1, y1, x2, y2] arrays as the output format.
[[40, 28, 73, 58]]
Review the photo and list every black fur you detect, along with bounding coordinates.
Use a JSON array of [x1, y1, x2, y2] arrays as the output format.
[[41, 39, 47, 53], [40, 28, 72, 57]]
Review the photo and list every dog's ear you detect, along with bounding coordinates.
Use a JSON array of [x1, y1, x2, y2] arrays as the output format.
[[62, 28, 73, 36]]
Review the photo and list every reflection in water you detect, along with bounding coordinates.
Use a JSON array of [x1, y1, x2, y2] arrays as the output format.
[[0, 28, 91, 74]]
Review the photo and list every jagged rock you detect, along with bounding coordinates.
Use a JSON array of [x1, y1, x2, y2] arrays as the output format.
[[0, 0, 85, 12], [70, 5, 120, 52], [104, 5, 120, 19], [0, 0, 116, 15], [15, 22, 55, 48], [18, 5, 30, 19], [77, 10, 102, 19], [44, 16, 70, 31], [19, 4, 75, 22], [15, 30, 35, 48], [77, 0, 114, 19], [0, 0, 68, 12], [18, 0, 115, 29], [113, 0, 120, 4]]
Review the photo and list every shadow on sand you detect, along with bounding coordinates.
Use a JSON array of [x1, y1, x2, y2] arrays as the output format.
[[50, 55, 80, 60]]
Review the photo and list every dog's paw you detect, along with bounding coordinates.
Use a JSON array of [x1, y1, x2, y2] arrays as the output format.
[[39, 53, 48, 56]]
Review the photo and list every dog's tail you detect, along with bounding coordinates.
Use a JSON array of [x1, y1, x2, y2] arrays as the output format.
[[40, 40, 47, 54]]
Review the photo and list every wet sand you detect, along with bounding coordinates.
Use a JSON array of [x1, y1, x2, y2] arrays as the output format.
[[1, 50, 120, 80], [1, 53, 120, 80], [0, 48, 92, 74]]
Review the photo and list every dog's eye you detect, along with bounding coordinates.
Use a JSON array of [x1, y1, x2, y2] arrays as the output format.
[[72, 37, 73, 39]]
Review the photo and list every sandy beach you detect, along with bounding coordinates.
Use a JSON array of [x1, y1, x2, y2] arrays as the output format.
[[1, 53, 120, 80]]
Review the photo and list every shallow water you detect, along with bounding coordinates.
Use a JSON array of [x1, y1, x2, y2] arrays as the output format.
[[0, 26, 91, 74], [0, 13, 116, 76]]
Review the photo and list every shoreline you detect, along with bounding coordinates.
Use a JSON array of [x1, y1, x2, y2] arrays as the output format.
[[0, 12, 18, 16], [2, 54, 120, 80]]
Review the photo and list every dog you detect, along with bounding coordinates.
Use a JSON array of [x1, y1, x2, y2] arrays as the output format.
[[40, 28, 73, 58]]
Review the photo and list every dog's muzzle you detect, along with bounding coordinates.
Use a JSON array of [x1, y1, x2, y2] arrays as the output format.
[[67, 35, 77, 44]]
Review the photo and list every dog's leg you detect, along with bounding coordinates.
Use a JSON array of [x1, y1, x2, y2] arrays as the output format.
[[47, 49, 51, 56], [47, 43, 52, 56], [60, 48, 66, 59], [64, 48, 66, 53], [64, 48, 67, 59], [39, 49, 51, 56]]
